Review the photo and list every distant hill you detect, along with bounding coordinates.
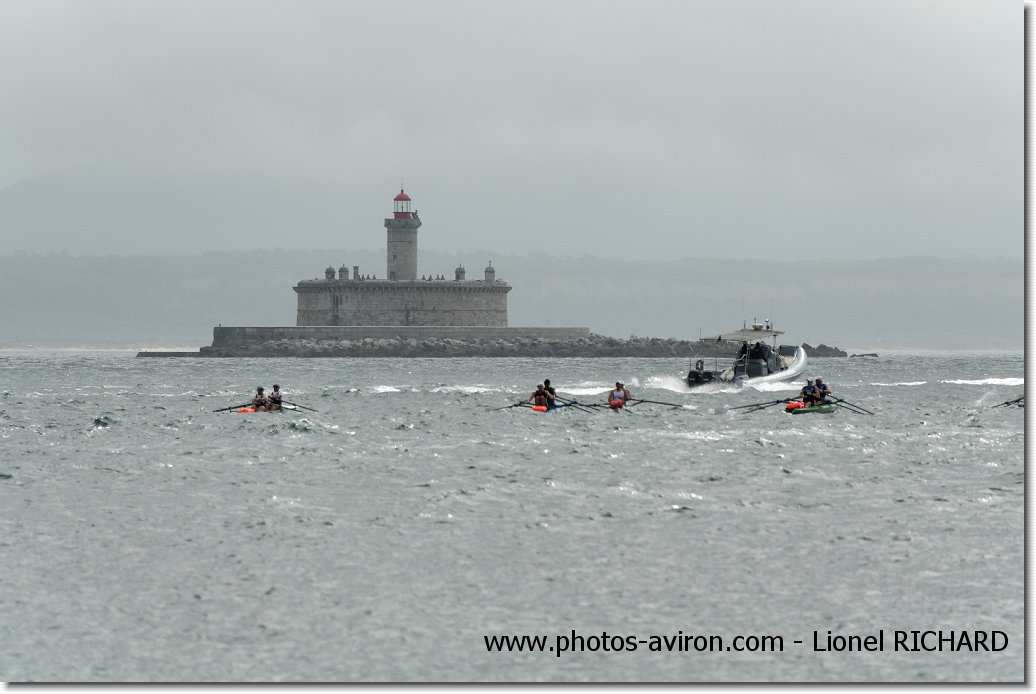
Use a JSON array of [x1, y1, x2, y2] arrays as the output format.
[[0, 251, 1021, 351]]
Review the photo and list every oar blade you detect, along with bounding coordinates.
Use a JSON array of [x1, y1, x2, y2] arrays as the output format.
[[213, 403, 251, 412], [832, 399, 874, 415], [284, 401, 318, 412]]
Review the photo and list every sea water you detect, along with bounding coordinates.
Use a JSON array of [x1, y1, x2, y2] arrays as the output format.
[[0, 351, 1023, 683]]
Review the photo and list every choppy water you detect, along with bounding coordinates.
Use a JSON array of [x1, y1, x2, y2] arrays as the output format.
[[0, 351, 1024, 683]]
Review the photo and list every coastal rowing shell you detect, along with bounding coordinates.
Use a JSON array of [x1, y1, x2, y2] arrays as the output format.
[[529, 403, 577, 413], [234, 404, 298, 413], [785, 403, 837, 415]]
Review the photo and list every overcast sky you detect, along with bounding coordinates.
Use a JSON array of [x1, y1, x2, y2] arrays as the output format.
[[0, 0, 1020, 261]]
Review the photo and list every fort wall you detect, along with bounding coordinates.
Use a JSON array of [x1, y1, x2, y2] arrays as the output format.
[[294, 279, 511, 327], [211, 325, 589, 347]]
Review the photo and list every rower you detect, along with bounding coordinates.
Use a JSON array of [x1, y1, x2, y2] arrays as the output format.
[[814, 378, 831, 403], [252, 386, 269, 412], [527, 383, 554, 408], [797, 379, 818, 407], [268, 384, 283, 411], [609, 381, 631, 409]]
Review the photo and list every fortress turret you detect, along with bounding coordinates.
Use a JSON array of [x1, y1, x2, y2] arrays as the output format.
[[455, 264, 466, 281], [385, 188, 421, 281], [484, 262, 496, 283]]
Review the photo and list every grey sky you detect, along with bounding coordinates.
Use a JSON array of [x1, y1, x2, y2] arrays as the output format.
[[0, 0, 1020, 260]]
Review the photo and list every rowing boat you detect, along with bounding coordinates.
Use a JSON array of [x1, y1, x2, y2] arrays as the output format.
[[784, 402, 836, 415], [235, 404, 299, 413], [530, 403, 577, 413]]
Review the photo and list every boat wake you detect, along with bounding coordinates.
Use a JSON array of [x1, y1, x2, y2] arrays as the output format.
[[643, 375, 696, 393], [745, 381, 801, 393]]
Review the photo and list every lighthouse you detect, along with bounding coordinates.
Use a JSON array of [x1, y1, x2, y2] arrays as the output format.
[[385, 188, 421, 281], [295, 187, 513, 327]]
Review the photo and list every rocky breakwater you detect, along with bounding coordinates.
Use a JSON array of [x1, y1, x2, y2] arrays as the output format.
[[802, 343, 849, 358], [196, 334, 847, 358]]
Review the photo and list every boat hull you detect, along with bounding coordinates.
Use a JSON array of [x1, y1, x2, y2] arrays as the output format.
[[530, 403, 576, 413], [686, 369, 716, 386], [234, 404, 297, 413], [722, 346, 808, 386], [785, 402, 836, 415]]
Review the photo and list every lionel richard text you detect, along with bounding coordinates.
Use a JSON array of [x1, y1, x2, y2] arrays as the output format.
[[812, 630, 1008, 653]]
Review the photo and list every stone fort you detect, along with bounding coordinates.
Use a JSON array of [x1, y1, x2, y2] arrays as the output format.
[[294, 189, 512, 327], [140, 187, 590, 356]]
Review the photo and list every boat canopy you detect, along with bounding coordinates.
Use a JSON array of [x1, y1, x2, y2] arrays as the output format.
[[702, 327, 784, 343]]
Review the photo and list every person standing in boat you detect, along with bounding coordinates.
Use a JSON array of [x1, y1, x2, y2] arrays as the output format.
[[814, 378, 831, 403], [252, 386, 269, 412], [268, 384, 283, 411], [796, 379, 818, 407], [527, 383, 554, 408]]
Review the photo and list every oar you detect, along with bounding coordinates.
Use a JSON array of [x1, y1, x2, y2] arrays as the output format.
[[551, 396, 611, 409], [729, 398, 793, 412], [554, 396, 597, 413], [831, 398, 874, 415], [490, 401, 528, 411], [284, 401, 319, 412], [563, 401, 597, 413], [627, 398, 686, 408], [741, 401, 794, 413], [993, 396, 1024, 408], [212, 403, 252, 412]]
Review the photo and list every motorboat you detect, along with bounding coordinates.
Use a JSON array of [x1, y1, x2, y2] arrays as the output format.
[[687, 320, 807, 387]]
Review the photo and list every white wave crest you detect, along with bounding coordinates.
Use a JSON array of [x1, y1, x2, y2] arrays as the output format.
[[431, 385, 497, 394], [747, 381, 802, 393], [872, 381, 927, 387], [562, 387, 612, 396], [939, 378, 1024, 386]]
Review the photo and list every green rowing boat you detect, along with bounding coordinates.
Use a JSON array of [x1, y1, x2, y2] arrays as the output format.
[[785, 403, 836, 415]]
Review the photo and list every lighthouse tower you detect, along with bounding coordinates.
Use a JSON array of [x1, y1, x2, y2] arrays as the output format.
[[385, 188, 421, 281]]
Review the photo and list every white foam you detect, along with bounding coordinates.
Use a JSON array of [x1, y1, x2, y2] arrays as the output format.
[[940, 378, 1024, 386], [431, 385, 498, 394], [561, 386, 612, 396], [746, 381, 802, 393], [872, 381, 927, 387], [643, 375, 695, 393]]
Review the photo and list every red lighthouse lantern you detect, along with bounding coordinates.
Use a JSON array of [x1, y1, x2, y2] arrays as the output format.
[[393, 189, 412, 219]]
